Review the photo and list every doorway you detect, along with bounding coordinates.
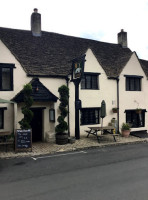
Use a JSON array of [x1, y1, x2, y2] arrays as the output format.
[[30, 108, 43, 142]]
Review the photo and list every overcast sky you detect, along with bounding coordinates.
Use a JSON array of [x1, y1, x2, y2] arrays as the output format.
[[1, 0, 148, 60]]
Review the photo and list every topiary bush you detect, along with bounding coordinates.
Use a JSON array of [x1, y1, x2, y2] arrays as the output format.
[[19, 84, 34, 129], [55, 85, 69, 134]]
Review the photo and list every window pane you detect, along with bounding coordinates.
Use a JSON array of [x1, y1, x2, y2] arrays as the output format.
[[92, 76, 98, 89], [2, 68, 11, 90], [95, 109, 99, 123], [86, 75, 91, 89], [81, 77, 85, 89], [0, 110, 3, 129], [130, 78, 135, 91], [134, 78, 140, 91], [126, 77, 130, 90]]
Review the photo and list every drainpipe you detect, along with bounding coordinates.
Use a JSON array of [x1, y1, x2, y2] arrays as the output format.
[[66, 76, 70, 137], [108, 76, 120, 133], [116, 77, 120, 133]]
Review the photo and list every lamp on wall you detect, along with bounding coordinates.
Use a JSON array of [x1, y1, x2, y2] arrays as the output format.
[[49, 108, 55, 122]]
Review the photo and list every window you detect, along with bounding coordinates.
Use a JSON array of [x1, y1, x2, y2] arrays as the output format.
[[81, 108, 100, 125], [125, 109, 145, 128], [125, 75, 142, 91], [0, 64, 15, 91], [81, 73, 100, 89], [0, 107, 7, 129], [0, 109, 4, 129]]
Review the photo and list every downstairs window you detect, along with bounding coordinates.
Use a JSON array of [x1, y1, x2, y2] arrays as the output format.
[[125, 109, 146, 128], [80, 108, 100, 125]]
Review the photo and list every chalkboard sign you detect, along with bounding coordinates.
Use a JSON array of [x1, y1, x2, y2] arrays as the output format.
[[15, 129, 32, 152]]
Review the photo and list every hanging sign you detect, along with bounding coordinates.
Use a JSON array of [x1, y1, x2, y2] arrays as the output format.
[[71, 54, 86, 80]]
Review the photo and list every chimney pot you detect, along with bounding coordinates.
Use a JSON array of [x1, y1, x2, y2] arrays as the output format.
[[34, 8, 38, 13], [118, 29, 128, 48], [31, 8, 42, 37]]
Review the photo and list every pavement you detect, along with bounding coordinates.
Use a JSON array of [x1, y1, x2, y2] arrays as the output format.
[[0, 134, 148, 159]]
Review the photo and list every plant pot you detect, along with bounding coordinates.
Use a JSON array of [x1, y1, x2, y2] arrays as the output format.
[[56, 133, 68, 145], [112, 108, 118, 113], [122, 130, 130, 137], [136, 110, 142, 114]]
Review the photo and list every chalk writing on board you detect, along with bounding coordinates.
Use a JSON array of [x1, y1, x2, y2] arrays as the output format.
[[15, 129, 32, 152]]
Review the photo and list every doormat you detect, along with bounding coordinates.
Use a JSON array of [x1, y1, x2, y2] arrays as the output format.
[[130, 130, 148, 138]]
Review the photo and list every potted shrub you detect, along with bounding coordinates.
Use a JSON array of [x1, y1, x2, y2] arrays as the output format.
[[18, 84, 34, 129], [55, 85, 69, 145], [121, 123, 131, 137], [112, 107, 118, 113]]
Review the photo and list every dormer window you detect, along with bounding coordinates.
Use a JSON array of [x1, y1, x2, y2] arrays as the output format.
[[125, 75, 143, 91], [81, 73, 100, 90], [0, 64, 15, 91]]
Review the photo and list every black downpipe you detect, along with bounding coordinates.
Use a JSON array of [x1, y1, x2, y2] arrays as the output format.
[[116, 77, 119, 133], [66, 77, 70, 137]]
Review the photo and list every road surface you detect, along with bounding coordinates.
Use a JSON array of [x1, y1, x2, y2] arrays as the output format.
[[0, 143, 148, 200]]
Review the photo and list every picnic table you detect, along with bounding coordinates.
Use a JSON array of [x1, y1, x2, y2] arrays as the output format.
[[0, 131, 13, 152], [86, 126, 118, 143]]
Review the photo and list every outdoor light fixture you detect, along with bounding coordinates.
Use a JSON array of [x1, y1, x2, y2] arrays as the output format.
[[49, 108, 55, 122]]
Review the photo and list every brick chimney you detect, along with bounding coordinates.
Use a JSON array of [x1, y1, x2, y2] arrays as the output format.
[[118, 29, 127, 48], [31, 8, 42, 37]]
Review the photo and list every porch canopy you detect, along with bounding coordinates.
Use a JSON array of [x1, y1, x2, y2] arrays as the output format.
[[11, 78, 58, 103]]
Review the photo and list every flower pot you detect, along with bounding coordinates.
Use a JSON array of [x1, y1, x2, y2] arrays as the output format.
[[136, 110, 142, 114], [56, 133, 68, 145], [122, 130, 130, 137], [112, 108, 118, 113]]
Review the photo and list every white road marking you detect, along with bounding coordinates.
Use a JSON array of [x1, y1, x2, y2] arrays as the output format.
[[31, 151, 87, 161]]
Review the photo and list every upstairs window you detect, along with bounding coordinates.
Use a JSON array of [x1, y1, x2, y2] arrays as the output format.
[[81, 73, 100, 89], [125, 75, 142, 91], [80, 107, 100, 125], [0, 64, 15, 91]]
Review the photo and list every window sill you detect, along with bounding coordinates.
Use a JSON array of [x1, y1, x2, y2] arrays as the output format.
[[81, 123, 100, 126], [81, 89, 99, 90]]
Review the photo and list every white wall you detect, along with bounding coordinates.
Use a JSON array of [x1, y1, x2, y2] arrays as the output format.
[[0, 40, 66, 138], [0, 40, 31, 133], [1, 39, 148, 140], [119, 52, 148, 132], [69, 49, 117, 137]]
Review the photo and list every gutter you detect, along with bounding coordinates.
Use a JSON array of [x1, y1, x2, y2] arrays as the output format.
[[108, 76, 120, 133]]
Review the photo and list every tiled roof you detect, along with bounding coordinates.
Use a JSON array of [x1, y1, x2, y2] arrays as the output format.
[[0, 27, 133, 78], [12, 78, 58, 103], [139, 59, 148, 78]]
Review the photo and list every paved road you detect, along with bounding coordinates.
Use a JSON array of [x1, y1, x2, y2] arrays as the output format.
[[0, 143, 148, 200]]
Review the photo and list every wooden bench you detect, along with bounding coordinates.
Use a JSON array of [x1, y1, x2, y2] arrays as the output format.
[[0, 131, 14, 152], [85, 126, 119, 142]]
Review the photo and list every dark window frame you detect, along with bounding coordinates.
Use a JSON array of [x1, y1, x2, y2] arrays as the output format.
[[0, 63, 15, 91], [81, 73, 100, 90], [124, 75, 143, 91], [125, 109, 146, 128], [80, 107, 100, 125], [0, 107, 7, 129]]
